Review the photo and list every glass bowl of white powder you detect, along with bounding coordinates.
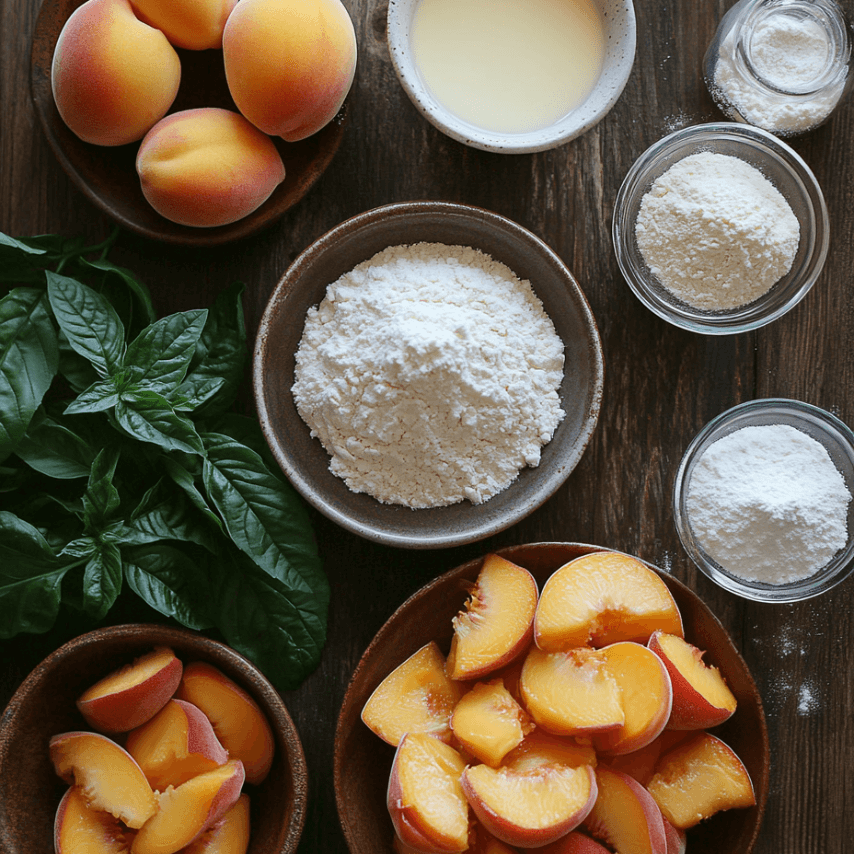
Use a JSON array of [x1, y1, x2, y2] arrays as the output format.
[[612, 122, 829, 335], [673, 398, 854, 602]]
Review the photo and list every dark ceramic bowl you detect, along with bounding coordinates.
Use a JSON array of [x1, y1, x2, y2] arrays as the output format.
[[334, 542, 770, 854], [30, 0, 347, 246], [253, 202, 604, 549], [0, 624, 307, 854]]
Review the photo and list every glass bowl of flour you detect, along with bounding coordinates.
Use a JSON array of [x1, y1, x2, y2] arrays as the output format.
[[673, 399, 854, 602], [253, 201, 604, 549], [612, 122, 829, 335]]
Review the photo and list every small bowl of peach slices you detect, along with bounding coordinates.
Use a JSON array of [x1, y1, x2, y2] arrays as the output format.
[[335, 543, 769, 854], [0, 624, 307, 854]]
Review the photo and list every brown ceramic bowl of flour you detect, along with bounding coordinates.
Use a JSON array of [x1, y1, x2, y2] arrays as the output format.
[[253, 201, 604, 549]]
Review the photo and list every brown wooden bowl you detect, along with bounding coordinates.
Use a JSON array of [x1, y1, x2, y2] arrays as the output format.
[[29, 0, 347, 246], [0, 624, 307, 854], [334, 542, 769, 854]]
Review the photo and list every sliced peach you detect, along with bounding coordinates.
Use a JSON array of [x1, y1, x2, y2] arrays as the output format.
[[446, 554, 538, 681], [387, 732, 470, 854], [181, 793, 251, 854], [362, 641, 465, 746], [534, 553, 683, 652], [50, 731, 156, 829], [593, 642, 672, 756], [601, 737, 664, 787], [468, 824, 522, 854], [539, 831, 612, 854], [502, 729, 597, 774], [648, 631, 737, 730], [583, 768, 667, 854], [176, 662, 275, 785], [646, 732, 755, 829], [519, 646, 624, 736], [54, 785, 135, 853], [461, 760, 596, 848], [131, 759, 245, 854], [126, 699, 228, 791], [662, 817, 687, 854], [450, 680, 533, 767], [77, 647, 182, 734]]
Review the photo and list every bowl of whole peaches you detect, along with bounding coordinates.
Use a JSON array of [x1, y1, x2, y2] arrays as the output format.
[[0, 623, 307, 854], [334, 543, 769, 854], [30, 0, 355, 244]]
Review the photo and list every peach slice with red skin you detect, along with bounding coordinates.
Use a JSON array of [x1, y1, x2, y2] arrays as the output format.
[[534, 552, 683, 652], [593, 642, 673, 756], [181, 793, 251, 854], [662, 818, 687, 854], [50, 731, 157, 829], [126, 699, 228, 791], [647, 631, 737, 730], [387, 732, 470, 854], [461, 759, 597, 849], [77, 647, 182, 734], [519, 646, 624, 736], [176, 662, 275, 785], [502, 729, 597, 774], [646, 732, 756, 829], [54, 785, 136, 854], [601, 736, 663, 787], [539, 831, 612, 854], [131, 759, 245, 854], [446, 554, 538, 681], [362, 641, 465, 746], [450, 679, 533, 766], [583, 768, 667, 854]]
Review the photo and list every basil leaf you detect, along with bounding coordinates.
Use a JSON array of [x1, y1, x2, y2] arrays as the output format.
[[215, 549, 326, 690], [81, 258, 157, 326], [58, 329, 99, 393], [15, 414, 96, 479], [0, 233, 48, 255], [124, 310, 208, 391], [162, 456, 223, 531], [64, 377, 121, 415], [184, 282, 246, 418], [0, 511, 70, 637], [124, 544, 216, 630], [201, 432, 327, 664], [115, 389, 205, 455], [82, 540, 123, 620], [0, 288, 59, 462], [82, 447, 121, 529], [172, 377, 226, 412], [47, 271, 125, 376]]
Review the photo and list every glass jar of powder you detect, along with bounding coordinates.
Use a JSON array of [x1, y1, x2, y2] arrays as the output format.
[[704, 0, 853, 137]]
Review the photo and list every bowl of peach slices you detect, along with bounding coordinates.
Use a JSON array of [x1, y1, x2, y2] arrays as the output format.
[[335, 543, 769, 854], [0, 623, 307, 854]]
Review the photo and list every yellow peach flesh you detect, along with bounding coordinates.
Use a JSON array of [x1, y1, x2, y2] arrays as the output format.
[[79, 648, 177, 701], [55, 786, 134, 854], [655, 632, 736, 713], [503, 729, 597, 773], [181, 793, 251, 854]]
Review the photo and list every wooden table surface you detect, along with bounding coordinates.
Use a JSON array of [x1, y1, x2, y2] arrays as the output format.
[[3, 0, 854, 852]]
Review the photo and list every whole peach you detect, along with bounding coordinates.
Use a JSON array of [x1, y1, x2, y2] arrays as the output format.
[[129, 0, 239, 50], [51, 0, 181, 146], [222, 0, 357, 142], [136, 108, 286, 228]]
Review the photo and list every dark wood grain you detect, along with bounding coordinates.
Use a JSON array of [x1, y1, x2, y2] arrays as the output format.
[[3, 0, 854, 851]]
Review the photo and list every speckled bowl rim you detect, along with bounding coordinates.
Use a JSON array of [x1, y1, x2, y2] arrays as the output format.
[[386, 0, 637, 153]]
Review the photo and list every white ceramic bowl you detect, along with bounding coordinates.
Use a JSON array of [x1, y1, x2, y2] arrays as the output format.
[[386, 0, 636, 153]]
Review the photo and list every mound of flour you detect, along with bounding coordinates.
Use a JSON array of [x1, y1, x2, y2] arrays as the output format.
[[291, 242, 566, 508]]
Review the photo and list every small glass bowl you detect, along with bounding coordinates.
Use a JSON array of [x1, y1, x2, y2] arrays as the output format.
[[673, 399, 854, 602], [612, 122, 829, 334]]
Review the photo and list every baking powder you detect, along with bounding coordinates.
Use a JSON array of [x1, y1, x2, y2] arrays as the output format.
[[291, 243, 565, 509], [635, 151, 800, 310], [686, 424, 851, 584]]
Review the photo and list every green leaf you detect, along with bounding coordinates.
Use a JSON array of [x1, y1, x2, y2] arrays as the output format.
[[124, 544, 216, 630], [64, 377, 121, 415], [115, 389, 205, 455], [82, 540, 123, 621], [162, 456, 223, 531], [0, 288, 59, 462], [0, 511, 70, 637], [81, 258, 157, 326], [15, 414, 96, 479], [47, 272, 125, 376], [82, 447, 121, 529], [0, 233, 48, 255], [184, 282, 246, 418], [58, 330, 99, 393], [201, 432, 327, 668], [172, 377, 225, 413], [124, 310, 208, 391]]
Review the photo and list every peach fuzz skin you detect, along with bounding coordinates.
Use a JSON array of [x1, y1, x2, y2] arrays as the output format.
[[222, 0, 357, 142], [136, 108, 286, 229], [51, 0, 180, 147], [129, 0, 238, 50]]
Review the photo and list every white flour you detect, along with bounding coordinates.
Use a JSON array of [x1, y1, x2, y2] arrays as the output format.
[[291, 243, 565, 509], [635, 151, 799, 310], [712, 8, 846, 135], [686, 424, 851, 584]]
